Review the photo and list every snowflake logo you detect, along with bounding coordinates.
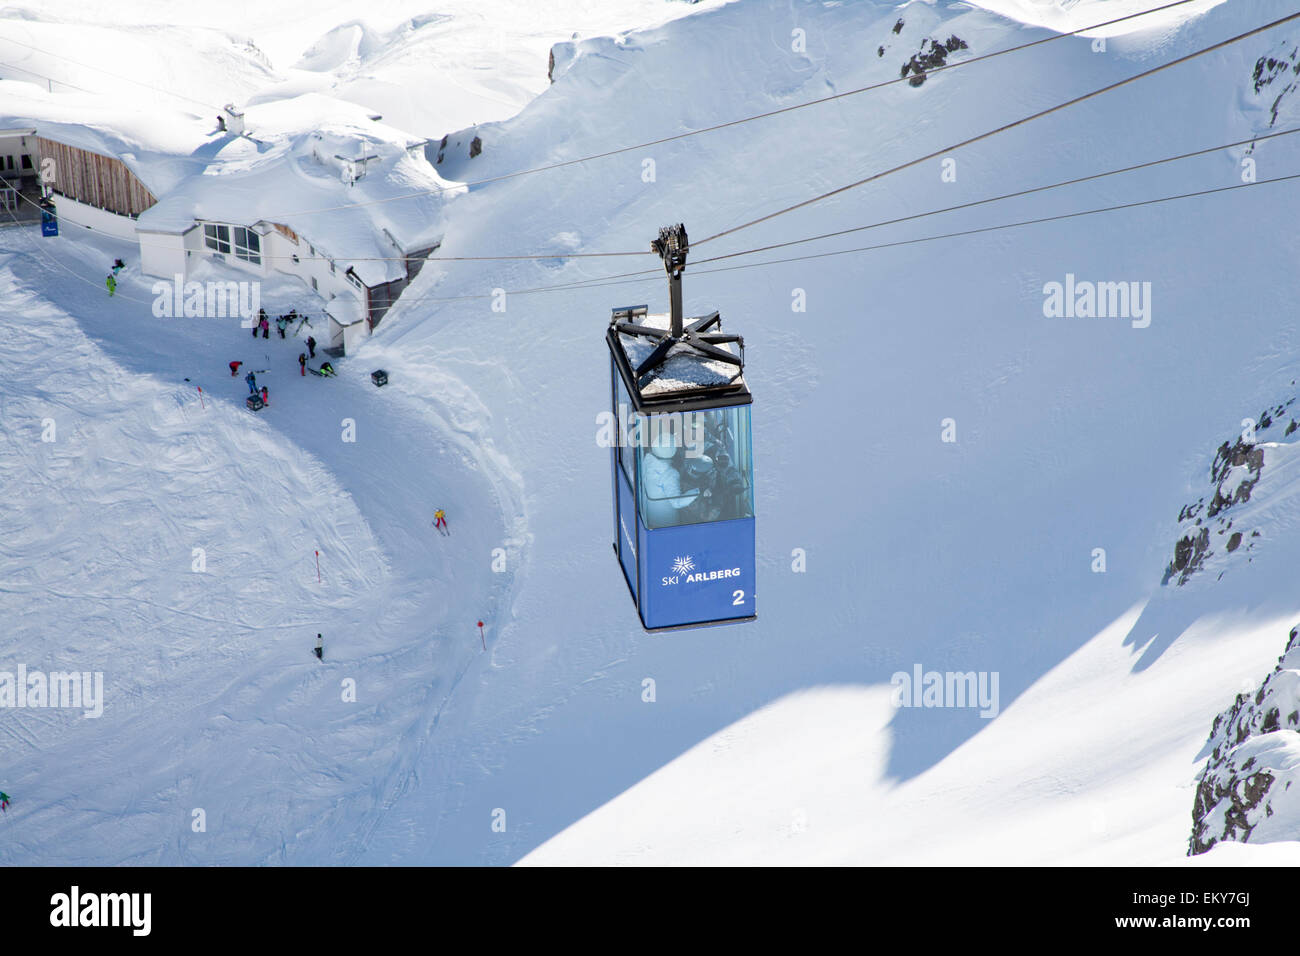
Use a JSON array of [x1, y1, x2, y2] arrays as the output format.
[[672, 555, 695, 575]]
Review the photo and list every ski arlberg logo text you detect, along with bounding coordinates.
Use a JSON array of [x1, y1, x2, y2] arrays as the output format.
[[662, 554, 741, 586]]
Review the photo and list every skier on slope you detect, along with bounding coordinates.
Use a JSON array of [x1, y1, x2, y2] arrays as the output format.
[[106, 274, 116, 297], [0, 791, 10, 812], [318, 361, 335, 377], [275, 315, 288, 339], [306, 335, 317, 359], [229, 360, 242, 377], [261, 385, 269, 405], [298, 353, 307, 376], [314, 634, 323, 661], [260, 315, 270, 339], [433, 509, 448, 533], [245, 371, 258, 395]]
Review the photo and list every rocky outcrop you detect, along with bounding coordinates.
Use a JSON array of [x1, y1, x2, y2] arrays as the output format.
[[1251, 41, 1300, 127], [1190, 623, 1300, 854], [1161, 397, 1294, 586], [900, 35, 969, 88]]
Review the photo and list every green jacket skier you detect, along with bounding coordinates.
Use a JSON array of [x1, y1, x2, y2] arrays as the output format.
[[0, 792, 10, 812], [106, 274, 116, 296]]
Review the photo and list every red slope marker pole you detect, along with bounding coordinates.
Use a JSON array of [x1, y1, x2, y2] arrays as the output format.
[[315, 550, 321, 584], [478, 620, 485, 651], [196, 385, 205, 409]]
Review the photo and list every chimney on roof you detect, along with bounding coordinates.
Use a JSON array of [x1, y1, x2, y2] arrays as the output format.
[[334, 146, 380, 186], [222, 104, 245, 137]]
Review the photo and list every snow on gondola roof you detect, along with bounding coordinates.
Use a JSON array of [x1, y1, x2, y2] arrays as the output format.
[[616, 311, 746, 399]]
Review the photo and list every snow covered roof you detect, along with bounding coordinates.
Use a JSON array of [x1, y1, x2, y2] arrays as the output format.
[[137, 96, 463, 286], [0, 80, 218, 199], [324, 292, 367, 327], [3, 86, 463, 287]]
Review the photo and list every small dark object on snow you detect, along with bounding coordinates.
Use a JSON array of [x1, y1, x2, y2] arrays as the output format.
[[371, 369, 388, 387], [246, 394, 265, 412], [314, 633, 323, 661]]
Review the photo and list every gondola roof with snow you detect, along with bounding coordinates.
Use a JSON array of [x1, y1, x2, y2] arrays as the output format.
[[615, 311, 748, 401]]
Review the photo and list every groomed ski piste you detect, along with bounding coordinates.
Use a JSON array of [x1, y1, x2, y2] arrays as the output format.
[[4, 0, 1300, 866]]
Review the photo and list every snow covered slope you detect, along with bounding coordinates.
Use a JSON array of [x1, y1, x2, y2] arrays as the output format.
[[367, 0, 1300, 864], [5, 0, 1300, 867]]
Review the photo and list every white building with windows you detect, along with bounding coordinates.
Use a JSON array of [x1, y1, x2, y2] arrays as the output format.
[[135, 106, 460, 352], [4, 96, 462, 353]]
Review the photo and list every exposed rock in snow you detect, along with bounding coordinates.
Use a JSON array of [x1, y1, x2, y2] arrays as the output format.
[[1162, 397, 1296, 586], [1190, 622, 1300, 854], [901, 35, 970, 88], [1250, 39, 1300, 127]]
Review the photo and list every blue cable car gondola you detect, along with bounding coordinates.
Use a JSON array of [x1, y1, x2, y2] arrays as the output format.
[[608, 224, 755, 631]]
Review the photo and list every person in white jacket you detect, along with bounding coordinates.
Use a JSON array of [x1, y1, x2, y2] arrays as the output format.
[[641, 433, 699, 527]]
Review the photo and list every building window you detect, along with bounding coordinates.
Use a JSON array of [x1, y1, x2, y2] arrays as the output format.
[[203, 223, 231, 254], [328, 259, 336, 274], [20, 155, 32, 170], [311, 277, 318, 291], [346, 270, 363, 290], [232, 226, 260, 265], [204, 223, 260, 265]]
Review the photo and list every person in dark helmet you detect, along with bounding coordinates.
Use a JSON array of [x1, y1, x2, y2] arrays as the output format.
[[682, 453, 719, 522], [306, 335, 317, 358], [245, 371, 258, 395], [711, 450, 747, 521], [298, 353, 307, 376]]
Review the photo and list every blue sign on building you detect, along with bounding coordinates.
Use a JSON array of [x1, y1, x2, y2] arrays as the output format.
[[607, 224, 756, 631], [40, 203, 58, 237]]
